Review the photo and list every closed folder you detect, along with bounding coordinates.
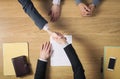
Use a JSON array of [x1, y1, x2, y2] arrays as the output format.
[[12, 56, 31, 77]]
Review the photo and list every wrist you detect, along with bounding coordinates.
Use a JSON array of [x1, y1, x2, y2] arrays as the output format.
[[90, 3, 96, 7], [78, 2, 83, 6], [43, 24, 49, 31], [47, 29, 53, 35], [61, 42, 69, 48], [53, 4, 60, 6], [52, 0, 61, 5], [39, 58, 48, 62], [39, 56, 48, 60]]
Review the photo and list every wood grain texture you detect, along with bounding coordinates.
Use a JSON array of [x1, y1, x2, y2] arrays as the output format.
[[0, 0, 120, 79]]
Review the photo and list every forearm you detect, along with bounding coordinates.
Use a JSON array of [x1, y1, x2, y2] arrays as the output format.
[[34, 60, 47, 79], [18, 0, 48, 29], [75, 0, 100, 6], [64, 44, 86, 79], [92, 0, 100, 6], [52, 0, 61, 5], [75, 0, 82, 5], [64, 44, 84, 72]]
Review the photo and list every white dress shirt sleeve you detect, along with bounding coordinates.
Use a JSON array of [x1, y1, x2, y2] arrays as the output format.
[[52, 0, 61, 5], [39, 58, 48, 62], [42, 23, 49, 31]]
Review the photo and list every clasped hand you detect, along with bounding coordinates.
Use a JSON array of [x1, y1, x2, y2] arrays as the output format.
[[78, 3, 95, 16]]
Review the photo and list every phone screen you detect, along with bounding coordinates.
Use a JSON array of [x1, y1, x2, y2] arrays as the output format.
[[108, 58, 116, 70]]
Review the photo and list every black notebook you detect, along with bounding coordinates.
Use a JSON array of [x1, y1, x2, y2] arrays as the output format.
[[12, 56, 31, 77]]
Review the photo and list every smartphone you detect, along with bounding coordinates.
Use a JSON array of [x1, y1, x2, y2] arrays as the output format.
[[107, 57, 116, 71]]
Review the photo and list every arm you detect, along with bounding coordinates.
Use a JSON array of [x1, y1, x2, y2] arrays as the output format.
[[75, 0, 82, 5], [92, 0, 100, 6], [18, 0, 48, 29], [75, 0, 100, 6], [52, 33, 86, 79], [34, 60, 47, 79], [53, 0, 61, 5], [48, 0, 61, 22], [64, 44, 86, 79], [34, 42, 52, 79]]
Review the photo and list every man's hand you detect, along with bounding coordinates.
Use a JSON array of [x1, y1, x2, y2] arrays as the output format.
[[46, 29, 63, 39], [88, 4, 96, 16], [78, 3, 91, 16], [52, 32, 67, 45], [48, 4, 61, 22], [51, 32, 64, 38], [40, 42, 52, 60]]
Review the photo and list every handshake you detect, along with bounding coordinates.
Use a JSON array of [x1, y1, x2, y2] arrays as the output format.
[[39, 31, 68, 60]]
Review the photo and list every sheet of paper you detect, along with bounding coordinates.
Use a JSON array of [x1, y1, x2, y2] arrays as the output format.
[[50, 35, 72, 66], [3, 43, 28, 75]]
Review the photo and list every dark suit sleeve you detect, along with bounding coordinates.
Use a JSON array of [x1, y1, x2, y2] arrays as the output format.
[[92, 0, 100, 6], [64, 44, 86, 79], [34, 60, 47, 79], [18, 0, 48, 29], [75, 0, 100, 6]]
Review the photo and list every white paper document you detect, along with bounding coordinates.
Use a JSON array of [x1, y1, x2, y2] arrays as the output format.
[[50, 35, 72, 66]]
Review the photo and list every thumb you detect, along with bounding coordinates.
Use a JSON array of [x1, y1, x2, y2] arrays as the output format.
[[48, 10, 52, 16]]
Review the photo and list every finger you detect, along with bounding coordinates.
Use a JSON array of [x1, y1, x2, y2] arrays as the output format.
[[81, 11, 86, 16], [82, 10, 90, 16], [52, 15, 56, 22], [50, 48, 53, 56], [50, 16, 53, 22], [41, 44, 44, 50], [84, 6, 90, 12], [46, 41, 50, 50], [54, 33, 62, 39], [48, 10, 52, 16], [45, 42, 49, 50], [51, 16, 55, 22], [51, 12, 55, 22], [56, 32, 63, 36], [54, 13, 59, 22], [48, 43, 52, 52], [81, 8, 88, 15], [82, 12, 88, 16], [52, 36, 57, 40], [88, 6, 92, 10], [50, 13, 53, 22], [52, 37, 58, 42], [44, 42, 48, 50], [83, 13, 90, 17], [65, 37, 67, 40], [53, 12, 59, 22], [46, 42, 52, 53], [53, 16, 57, 22]]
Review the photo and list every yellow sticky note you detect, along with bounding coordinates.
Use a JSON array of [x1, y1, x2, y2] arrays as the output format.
[[3, 43, 28, 76]]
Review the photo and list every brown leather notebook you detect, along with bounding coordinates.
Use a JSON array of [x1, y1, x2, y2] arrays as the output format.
[[12, 56, 31, 77]]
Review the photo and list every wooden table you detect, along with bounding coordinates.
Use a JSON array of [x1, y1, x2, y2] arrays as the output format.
[[0, 0, 120, 79]]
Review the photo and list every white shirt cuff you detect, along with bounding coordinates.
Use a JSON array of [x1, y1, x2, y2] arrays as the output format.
[[53, 0, 61, 5], [39, 58, 47, 62], [43, 24, 49, 31]]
